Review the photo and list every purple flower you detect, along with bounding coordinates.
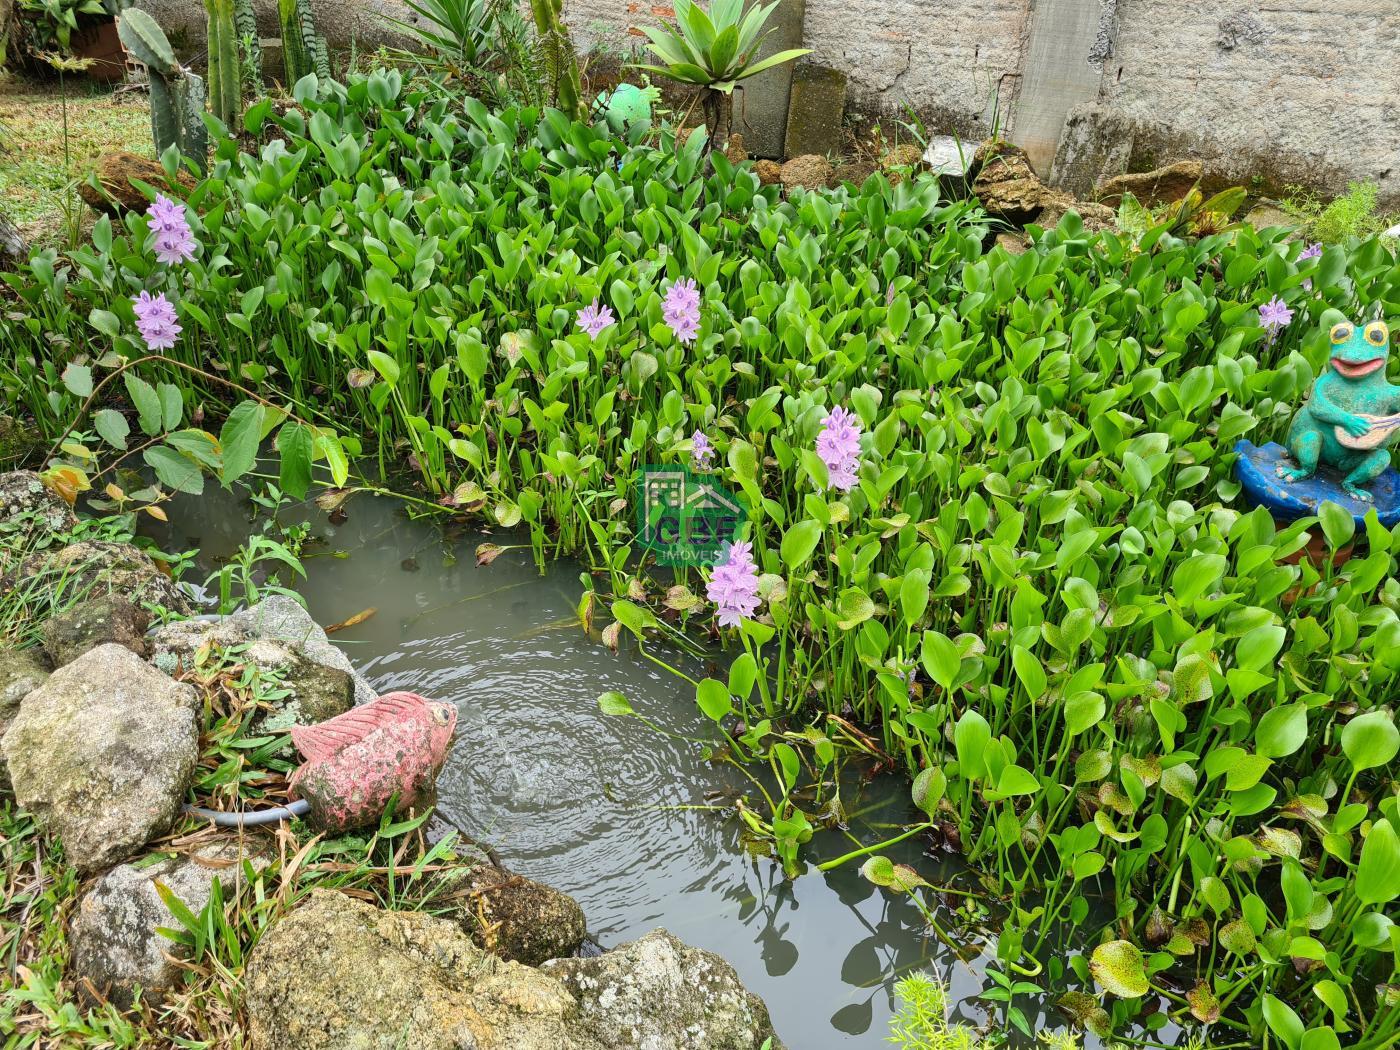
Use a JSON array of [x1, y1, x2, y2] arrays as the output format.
[[146, 194, 196, 266], [663, 277, 701, 345], [132, 290, 181, 350], [576, 299, 615, 339], [815, 405, 862, 492], [1260, 296, 1293, 341], [691, 429, 714, 470], [885, 281, 896, 306], [1299, 242, 1323, 261], [707, 539, 760, 627]]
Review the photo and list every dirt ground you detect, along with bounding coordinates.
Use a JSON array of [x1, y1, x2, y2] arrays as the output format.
[[0, 76, 151, 246]]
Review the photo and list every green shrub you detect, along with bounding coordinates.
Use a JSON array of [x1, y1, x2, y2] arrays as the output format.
[[1284, 180, 1396, 244]]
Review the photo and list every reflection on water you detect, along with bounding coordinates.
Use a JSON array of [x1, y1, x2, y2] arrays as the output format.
[[152, 488, 996, 1047]]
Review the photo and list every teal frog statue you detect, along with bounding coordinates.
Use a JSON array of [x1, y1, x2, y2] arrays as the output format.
[[1279, 312, 1400, 500]]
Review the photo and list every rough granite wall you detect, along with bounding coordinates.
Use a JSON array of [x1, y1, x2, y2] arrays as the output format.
[[1100, 0, 1400, 204], [565, 0, 1029, 137]]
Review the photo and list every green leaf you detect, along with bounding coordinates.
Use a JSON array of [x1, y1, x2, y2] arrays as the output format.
[[157, 382, 183, 431], [1317, 501, 1355, 550], [834, 587, 874, 630], [144, 445, 204, 495], [921, 630, 960, 691], [219, 402, 263, 485], [367, 349, 401, 386], [954, 709, 991, 781], [276, 422, 314, 499], [779, 519, 822, 570], [696, 677, 732, 722], [62, 363, 92, 398], [1253, 702, 1308, 760], [1262, 994, 1304, 1050], [993, 764, 1040, 797], [1356, 819, 1400, 905], [598, 691, 634, 716], [1341, 710, 1399, 771], [124, 373, 163, 436], [93, 409, 130, 450], [1089, 940, 1148, 998]]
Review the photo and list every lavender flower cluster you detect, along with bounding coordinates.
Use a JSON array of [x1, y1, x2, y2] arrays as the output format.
[[129, 194, 197, 351]]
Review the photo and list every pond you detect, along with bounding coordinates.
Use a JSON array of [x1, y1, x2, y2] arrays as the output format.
[[153, 486, 1058, 1048]]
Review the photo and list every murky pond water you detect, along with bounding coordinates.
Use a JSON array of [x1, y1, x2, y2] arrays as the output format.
[[152, 487, 1037, 1048]]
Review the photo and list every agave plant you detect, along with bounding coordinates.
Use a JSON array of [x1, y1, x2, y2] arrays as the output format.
[[634, 0, 809, 151]]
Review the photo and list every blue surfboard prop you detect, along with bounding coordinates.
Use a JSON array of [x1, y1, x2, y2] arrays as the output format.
[[1234, 440, 1400, 529]]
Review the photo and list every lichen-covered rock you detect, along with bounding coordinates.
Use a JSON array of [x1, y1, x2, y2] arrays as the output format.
[[42, 594, 150, 668], [78, 152, 196, 215], [546, 929, 783, 1050], [245, 889, 585, 1050], [972, 140, 1115, 232], [0, 471, 76, 568], [70, 844, 263, 1007], [754, 159, 782, 186], [434, 855, 587, 966], [1, 644, 199, 872], [1097, 159, 1204, 207], [245, 891, 784, 1050], [17, 541, 192, 615], [150, 596, 376, 706], [880, 142, 925, 185], [779, 154, 834, 193], [0, 646, 49, 797]]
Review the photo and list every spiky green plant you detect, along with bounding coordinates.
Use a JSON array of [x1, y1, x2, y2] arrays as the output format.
[[278, 0, 325, 83], [116, 8, 208, 171], [528, 0, 582, 119], [233, 0, 261, 92], [205, 0, 240, 125]]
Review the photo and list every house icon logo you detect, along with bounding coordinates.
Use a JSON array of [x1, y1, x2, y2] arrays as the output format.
[[637, 467, 748, 566]]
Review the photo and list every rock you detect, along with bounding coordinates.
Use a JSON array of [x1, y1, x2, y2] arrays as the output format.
[[724, 132, 748, 166], [1244, 202, 1297, 230], [78, 152, 196, 215], [70, 844, 262, 1007], [879, 143, 924, 185], [1049, 102, 1137, 200], [2, 645, 199, 872], [15, 540, 192, 615], [0, 208, 26, 267], [1097, 159, 1204, 207], [135, 0, 418, 58], [545, 929, 782, 1050], [728, 0, 804, 158], [0, 471, 76, 567], [922, 135, 976, 179], [754, 159, 782, 185], [42, 594, 150, 668], [784, 63, 846, 160], [151, 594, 374, 707], [245, 889, 582, 1050], [779, 154, 834, 193], [973, 140, 1115, 232], [830, 159, 877, 188], [0, 647, 49, 797], [245, 891, 783, 1050], [434, 856, 587, 966], [995, 232, 1032, 255]]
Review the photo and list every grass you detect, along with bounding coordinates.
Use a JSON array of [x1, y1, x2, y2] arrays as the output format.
[[0, 78, 151, 242]]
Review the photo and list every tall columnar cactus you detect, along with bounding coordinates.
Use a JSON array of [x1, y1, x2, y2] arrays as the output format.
[[233, 0, 262, 91], [529, 0, 583, 120], [279, 0, 327, 84], [117, 9, 209, 172], [205, 0, 241, 126]]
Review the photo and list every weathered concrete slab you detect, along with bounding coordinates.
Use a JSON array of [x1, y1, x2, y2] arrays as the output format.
[[732, 0, 806, 159], [784, 64, 846, 160], [1011, 0, 1108, 175]]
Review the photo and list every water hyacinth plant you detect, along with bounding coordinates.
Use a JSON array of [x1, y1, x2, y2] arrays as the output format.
[[3, 71, 1400, 1047]]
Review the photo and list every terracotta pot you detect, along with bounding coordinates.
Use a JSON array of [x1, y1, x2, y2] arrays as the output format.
[[71, 18, 124, 82]]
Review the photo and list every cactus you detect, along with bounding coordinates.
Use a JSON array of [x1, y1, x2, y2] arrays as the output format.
[[278, 0, 326, 84], [117, 10, 209, 173], [529, 0, 583, 120], [233, 0, 262, 91], [205, 0, 241, 126]]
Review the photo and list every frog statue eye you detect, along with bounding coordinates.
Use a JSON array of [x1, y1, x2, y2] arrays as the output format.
[[1330, 323, 1354, 344], [1365, 321, 1389, 347]]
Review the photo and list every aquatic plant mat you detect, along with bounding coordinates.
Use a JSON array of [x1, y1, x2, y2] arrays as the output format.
[[4, 68, 1400, 1047]]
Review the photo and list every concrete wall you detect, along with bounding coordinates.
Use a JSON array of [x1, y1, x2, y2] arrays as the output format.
[[134, 0, 1400, 205], [1099, 0, 1400, 204]]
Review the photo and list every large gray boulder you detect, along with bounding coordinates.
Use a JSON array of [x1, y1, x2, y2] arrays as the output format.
[[70, 844, 263, 1007], [151, 596, 377, 707], [0, 471, 76, 568], [42, 594, 150, 668], [13, 540, 192, 615], [245, 891, 783, 1050], [0, 646, 50, 797], [546, 929, 782, 1050], [1, 644, 199, 872]]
